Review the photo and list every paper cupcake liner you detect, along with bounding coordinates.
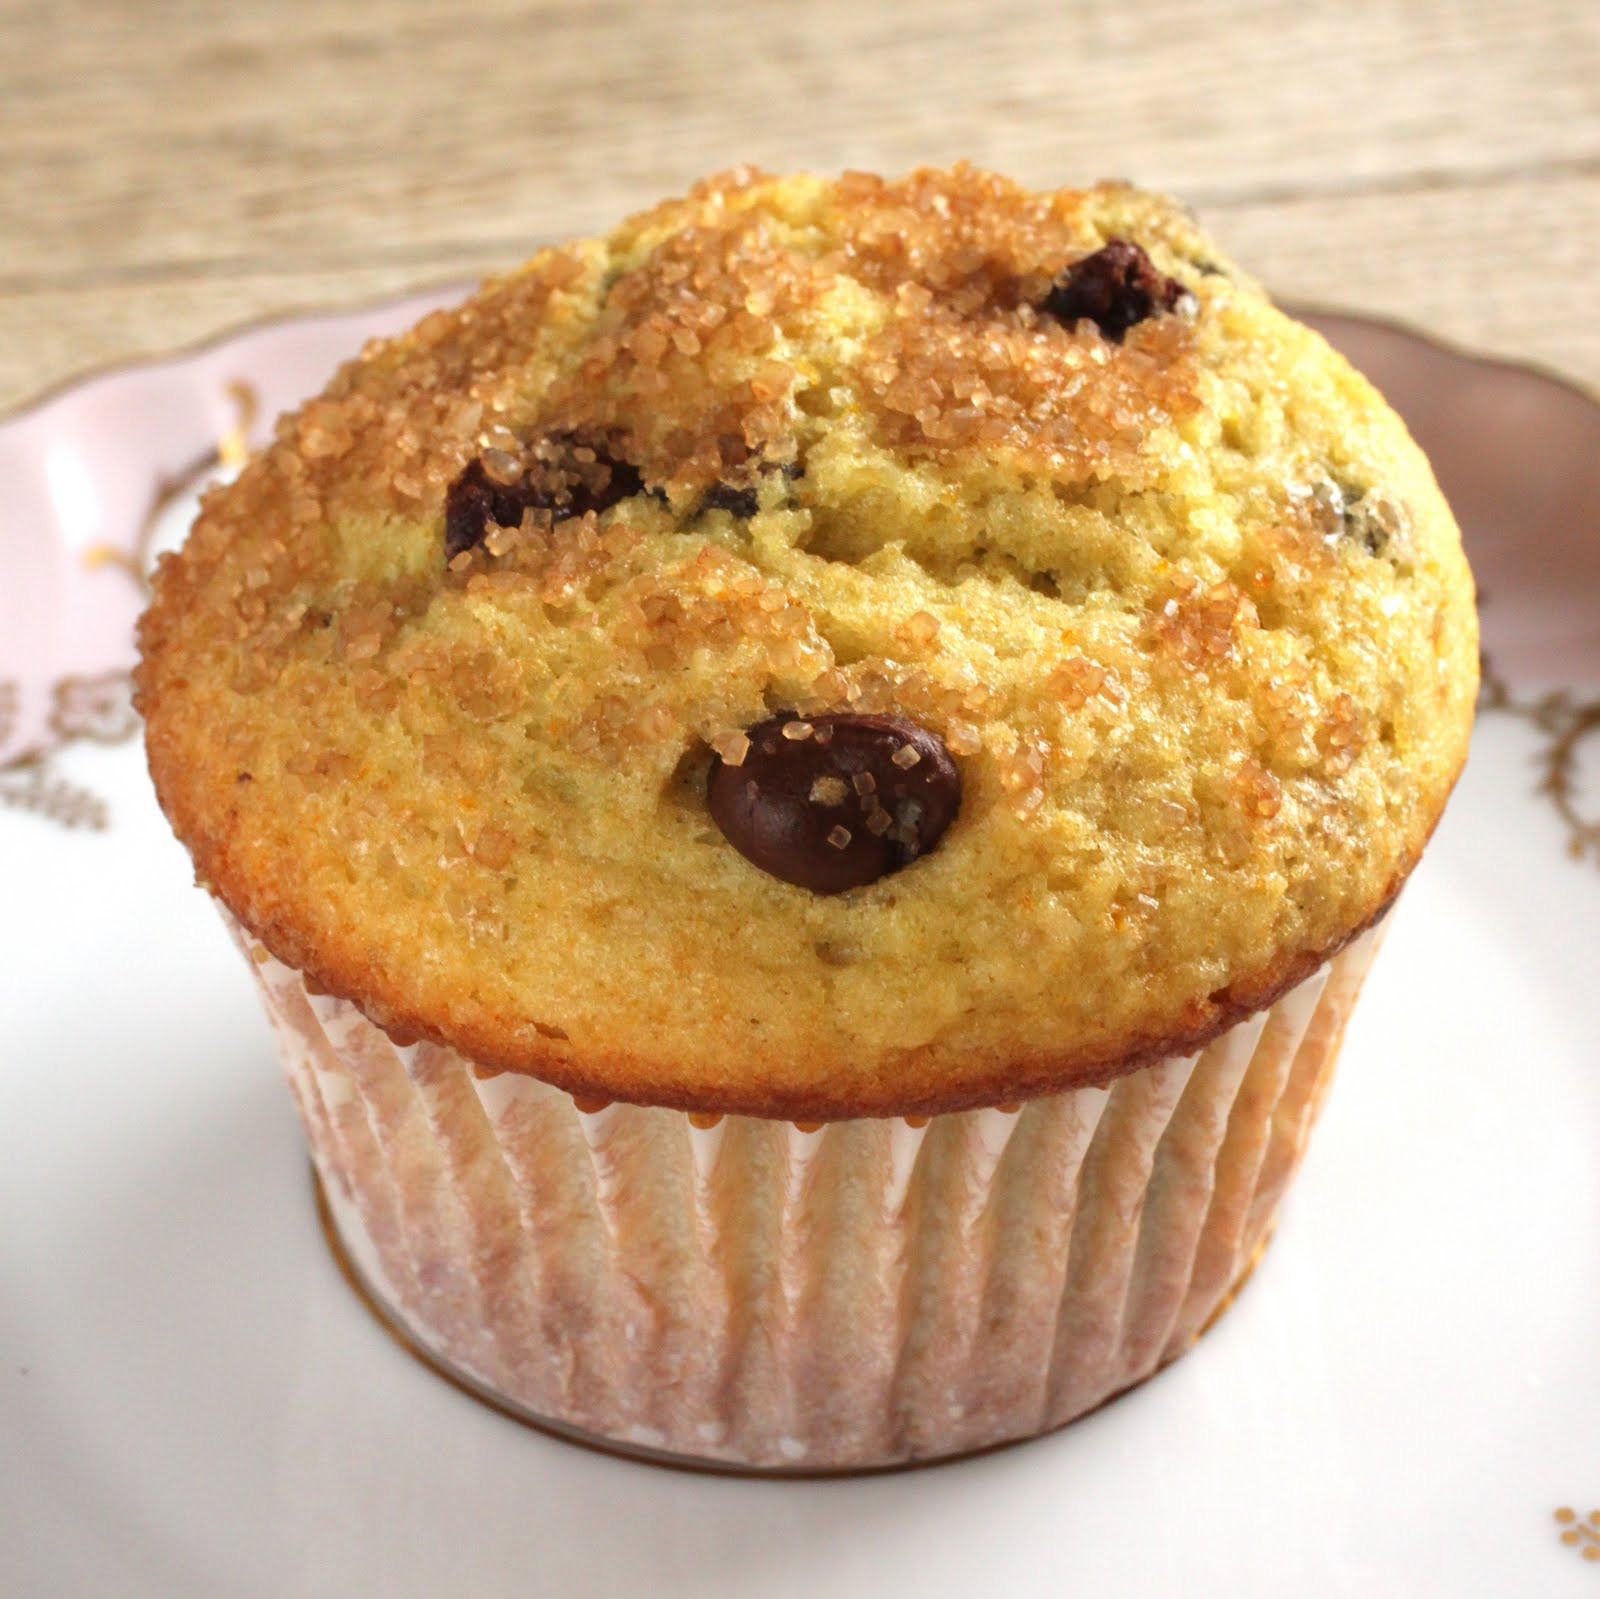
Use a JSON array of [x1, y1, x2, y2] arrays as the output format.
[[232, 917, 1382, 1471]]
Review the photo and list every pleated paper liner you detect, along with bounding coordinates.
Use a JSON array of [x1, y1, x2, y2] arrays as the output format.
[[310, 1166, 1281, 1478], [237, 916, 1381, 1473]]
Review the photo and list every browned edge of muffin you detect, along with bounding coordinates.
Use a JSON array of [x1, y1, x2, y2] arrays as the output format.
[[140, 690, 1451, 1121]]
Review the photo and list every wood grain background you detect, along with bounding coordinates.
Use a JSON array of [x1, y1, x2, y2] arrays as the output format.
[[2, 0, 1597, 413]]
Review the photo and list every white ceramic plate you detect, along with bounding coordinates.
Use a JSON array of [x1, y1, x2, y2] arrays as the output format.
[[2, 296, 1597, 1597]]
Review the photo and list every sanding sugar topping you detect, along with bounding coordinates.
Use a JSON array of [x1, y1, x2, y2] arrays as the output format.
[[826, 166, 1200, 479], [131, 163, 1478, 1114], [138, 164, 1424, 866], [538, 207, 823, 500]]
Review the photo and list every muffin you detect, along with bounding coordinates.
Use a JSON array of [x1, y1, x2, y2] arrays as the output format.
[[136, 165, 1477, 1470]]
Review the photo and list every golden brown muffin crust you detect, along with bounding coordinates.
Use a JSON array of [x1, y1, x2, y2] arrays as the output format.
[[137, 165, 1478, 1118]]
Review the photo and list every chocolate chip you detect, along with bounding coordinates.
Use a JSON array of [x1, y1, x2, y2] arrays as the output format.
[[707, 713, 961, 894], [702, 482, 761, 517], [536, 430, 644, 517], [442, 429, 643, 559], [1040, 239, 1194, 342], [444, 459, 533, 559], [700, 458, 803, 520]]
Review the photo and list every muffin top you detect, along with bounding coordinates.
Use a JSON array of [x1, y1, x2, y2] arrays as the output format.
[[137, 165, 1477, 1118]]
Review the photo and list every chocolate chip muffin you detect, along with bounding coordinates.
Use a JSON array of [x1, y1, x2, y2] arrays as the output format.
[[137, 165, 1477, 1470]]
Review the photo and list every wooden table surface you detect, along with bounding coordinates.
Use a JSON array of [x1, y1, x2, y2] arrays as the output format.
[[3, 0, 1597, 415]]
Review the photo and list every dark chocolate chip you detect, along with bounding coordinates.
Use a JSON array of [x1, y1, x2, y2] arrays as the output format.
[[702, 482, 761, 518], [444, 458, 535, 559], [533, 430, 644, 519], [700, 458, 804, 519], [707, 713, 961, 895], [442, 430, 643, 559], [1040, 238, 1193, 342]]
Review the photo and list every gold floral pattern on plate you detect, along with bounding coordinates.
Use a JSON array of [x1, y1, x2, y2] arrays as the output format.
[[1554, 1507, 1600, 1564], [0, 381, 255, 829], [1482, 664, 1600, 868]]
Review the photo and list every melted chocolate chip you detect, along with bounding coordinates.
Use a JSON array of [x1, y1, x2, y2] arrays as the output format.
[[707, 713, 961, 894], [700, 459, 803, 520], [701, 482, 761, 517], [442, 430, 643, 559], [1040, 239, 1193, 342], [444, 459, 535, 559]]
